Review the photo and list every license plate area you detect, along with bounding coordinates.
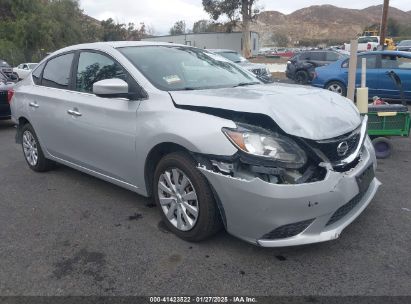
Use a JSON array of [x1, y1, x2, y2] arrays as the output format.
[[356, 165, 374, 194]]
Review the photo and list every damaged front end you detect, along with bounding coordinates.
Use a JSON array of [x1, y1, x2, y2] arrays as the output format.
[[193, 115, 380, 246]]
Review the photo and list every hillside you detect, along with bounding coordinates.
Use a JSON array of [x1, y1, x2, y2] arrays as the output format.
[[254, 5, 411, 46]]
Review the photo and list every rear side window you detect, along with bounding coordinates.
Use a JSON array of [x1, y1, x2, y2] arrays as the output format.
[[76, 52, 127, 93], [32, 62, 46, 85], [300, 52, 324, 61], [325, 52, 339, 61], [42, 53, 74, 89], [341, 55, 378, 69]]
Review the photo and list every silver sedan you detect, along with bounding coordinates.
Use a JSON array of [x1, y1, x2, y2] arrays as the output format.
[[10, 42, 380, 247]]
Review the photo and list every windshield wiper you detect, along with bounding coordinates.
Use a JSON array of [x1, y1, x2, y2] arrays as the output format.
[[233, 82, 260, 87]]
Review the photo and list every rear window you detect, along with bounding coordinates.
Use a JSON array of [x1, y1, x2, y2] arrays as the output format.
[[358, 37, 378, 44]]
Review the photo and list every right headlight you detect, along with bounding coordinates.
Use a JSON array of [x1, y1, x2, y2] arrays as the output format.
[[222, 124, 307, 169]]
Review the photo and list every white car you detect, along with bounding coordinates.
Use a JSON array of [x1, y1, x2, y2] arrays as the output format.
[[13, 63, 38, 80], [344, 36, 380, 52]]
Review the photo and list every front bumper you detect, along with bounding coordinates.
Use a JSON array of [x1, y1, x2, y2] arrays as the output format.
[[199, 138, 380, 247]]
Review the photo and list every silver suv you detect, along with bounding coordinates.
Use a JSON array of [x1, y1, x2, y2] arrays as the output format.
[[11, 42, 380, 247]]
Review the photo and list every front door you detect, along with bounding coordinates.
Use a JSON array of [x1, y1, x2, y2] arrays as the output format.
[[62, 51, 142, 185]]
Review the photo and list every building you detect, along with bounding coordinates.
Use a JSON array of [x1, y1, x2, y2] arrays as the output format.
[[142, 31, 260, 56]]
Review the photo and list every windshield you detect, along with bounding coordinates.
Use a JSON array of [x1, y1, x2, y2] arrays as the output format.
[[398, 40, 411, 47], [216, 51, 247, 63], [118, 46, 257, 91]]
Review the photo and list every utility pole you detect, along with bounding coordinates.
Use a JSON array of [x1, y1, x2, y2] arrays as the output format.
[[380, 0, 389, 48]]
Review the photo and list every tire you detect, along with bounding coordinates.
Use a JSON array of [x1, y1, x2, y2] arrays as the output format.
[[372, 137, 392, 159], [21, 123, 54, 172], [295, 70, 309, 84], [326, 81, 347, 96], [153, 151, 222, 242]]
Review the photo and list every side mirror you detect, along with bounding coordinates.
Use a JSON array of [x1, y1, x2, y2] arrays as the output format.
[[93, 78, 129, 99]]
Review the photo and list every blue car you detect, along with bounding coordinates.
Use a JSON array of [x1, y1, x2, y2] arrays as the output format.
[[312, 51, 411, 101]]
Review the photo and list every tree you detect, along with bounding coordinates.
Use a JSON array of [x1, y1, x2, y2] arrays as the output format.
[[169, 20, 186, 35], [270, 33, 288, 47], [202, 0, 259, 58]]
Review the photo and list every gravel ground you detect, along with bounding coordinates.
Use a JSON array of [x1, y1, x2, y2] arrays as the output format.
[[0, 118, 410, 296]]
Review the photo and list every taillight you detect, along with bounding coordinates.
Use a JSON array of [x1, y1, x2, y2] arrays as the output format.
[[7, 89, 14, 104], [367, 43, 371, 50]]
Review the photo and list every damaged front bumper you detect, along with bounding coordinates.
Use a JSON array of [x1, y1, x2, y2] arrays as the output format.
[[199, 138, 381, 247]]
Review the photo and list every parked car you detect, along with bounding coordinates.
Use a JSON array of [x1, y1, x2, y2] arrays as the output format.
[[396, 40, 411, 52], [0, 59, 18, 82], [286, 50, 348, 84], [11, 42, 380, 247], [13, 63, 38, 80], [0, 71, 14, 120], [344, 36, 380, 52], [312, 51, 411, 100], [208, 49, 273, 83]]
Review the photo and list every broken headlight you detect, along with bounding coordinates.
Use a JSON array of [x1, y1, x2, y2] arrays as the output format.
[[222, 124, 307, 169]]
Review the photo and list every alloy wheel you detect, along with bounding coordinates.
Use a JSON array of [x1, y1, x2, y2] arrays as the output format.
[[328, 84, 343, 95], [158, 168, 199, 231], [22, 130, 38, 166]]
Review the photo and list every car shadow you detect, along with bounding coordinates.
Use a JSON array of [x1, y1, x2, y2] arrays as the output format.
[[0, 119, 15, 129]]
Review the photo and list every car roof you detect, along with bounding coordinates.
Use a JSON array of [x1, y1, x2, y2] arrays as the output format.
[[358, 50, 411, 56], [48, 41, 189, 57]]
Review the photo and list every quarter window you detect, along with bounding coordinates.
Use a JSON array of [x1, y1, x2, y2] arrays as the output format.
[[76, 52, 127, 93], [42, 53, 74, 89], [32, 61, 46, 85]]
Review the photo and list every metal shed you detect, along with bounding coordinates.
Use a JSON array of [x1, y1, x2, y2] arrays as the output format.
[[142, 31, 260, 56]]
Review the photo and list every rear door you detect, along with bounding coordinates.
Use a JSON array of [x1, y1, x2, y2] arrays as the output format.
[[355, 53, 380, 97], [379, 54, 411, 100], [61, 50, 142, 184], [27, 53, 75, 157]]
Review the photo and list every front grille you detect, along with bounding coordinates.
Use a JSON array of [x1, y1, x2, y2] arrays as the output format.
[[261, 218, 314, 240], [326, 165, 374, 226], [311, 127, 361, 163]]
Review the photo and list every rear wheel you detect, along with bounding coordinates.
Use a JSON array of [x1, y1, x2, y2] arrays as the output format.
[[153, 151, 222, 242], [295, 70, 309, 84], [372, 137, 392, 159], [326, 81, 347, 96], [21, 123, 54, 172]]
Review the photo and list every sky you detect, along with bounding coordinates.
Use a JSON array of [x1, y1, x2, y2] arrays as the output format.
[[79, 0, 411, 35]]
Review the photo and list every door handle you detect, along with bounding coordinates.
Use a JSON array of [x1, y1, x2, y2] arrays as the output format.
[[67, 109, 82, 117], [29, 102, 39, 108]]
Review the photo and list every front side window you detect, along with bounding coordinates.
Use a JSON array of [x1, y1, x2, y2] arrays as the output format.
[[42, 53, 74, 89], [396, 56, 411, 69], [381, 55, 399, 69], [76, 52, 127, 93], [119, 46, 257, 91]]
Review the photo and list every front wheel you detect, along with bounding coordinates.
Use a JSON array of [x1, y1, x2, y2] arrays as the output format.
[[153, 151, 222, 242], [326, 81, 347, 96]]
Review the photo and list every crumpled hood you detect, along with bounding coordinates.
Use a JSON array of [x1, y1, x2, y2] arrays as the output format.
[[169, 83, 361, 140]]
